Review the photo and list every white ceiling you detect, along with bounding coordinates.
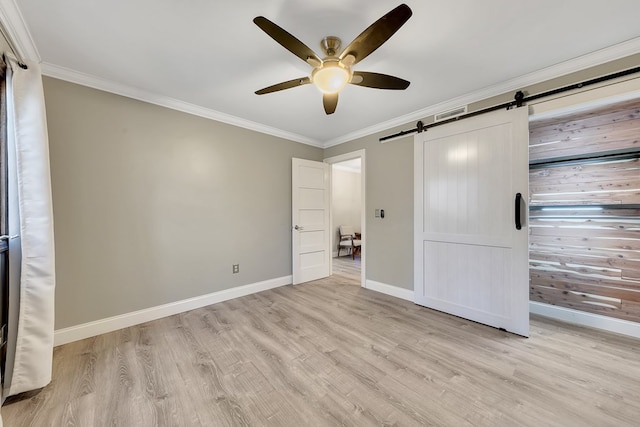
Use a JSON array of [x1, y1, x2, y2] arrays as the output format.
[[10, 0, 640, 147]]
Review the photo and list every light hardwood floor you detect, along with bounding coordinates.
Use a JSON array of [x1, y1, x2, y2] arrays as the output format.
[[3, 273, 640, 426], [332, 255, 361, 281]]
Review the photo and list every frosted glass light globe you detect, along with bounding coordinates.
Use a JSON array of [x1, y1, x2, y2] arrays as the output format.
[[312, 62, 351, 94]]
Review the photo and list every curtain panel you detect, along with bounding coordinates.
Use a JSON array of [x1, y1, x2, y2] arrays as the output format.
[[3, 57, 55, 397]]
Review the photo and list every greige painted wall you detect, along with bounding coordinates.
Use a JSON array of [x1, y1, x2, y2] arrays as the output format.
[[43, 77, 323, 329], [0, 35, 11, 56]]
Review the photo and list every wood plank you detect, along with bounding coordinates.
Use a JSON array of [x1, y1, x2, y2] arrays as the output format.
[[529, 233, 640, 251], [529, 258, 622, 279], [530, 218, 640, 239], [529, 97, 640, 134], [531, 282, 622, 311], [529, 99, 640, 162], [530, 118, 640, 147], [530, 137, 640, 161], [529, 269, 640, 302], [530, 207, 640, 218], [528, 211, 640, 293], [530, 249, 640, 281], [530, 260, 640, 290], [530, 283, 640, 322], [530, 158, 640, 185], [529, 157, 640, 207], [530, 186, 640, 207], [530, 193, 640, 206], [530, 240, 640, 261], [530, 125, 640, 152], [531, 178, 640, 192]]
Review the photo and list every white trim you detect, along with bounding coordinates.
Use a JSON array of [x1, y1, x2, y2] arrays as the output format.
[[365, 280, 413, 302], [0, 0, 40, 62], [324, 37, 640, 147], [325, 149, 366, 288], [530, 301, 640, 339], [54, 275, 292, 346], [40, 63, 323, 148]]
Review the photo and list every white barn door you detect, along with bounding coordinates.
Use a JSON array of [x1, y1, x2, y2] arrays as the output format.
[[292, 158, 330, 285], [414, 108, 529, 336]]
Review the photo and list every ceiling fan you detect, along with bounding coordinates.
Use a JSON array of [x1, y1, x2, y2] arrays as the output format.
[[253, 4, 413, 115]]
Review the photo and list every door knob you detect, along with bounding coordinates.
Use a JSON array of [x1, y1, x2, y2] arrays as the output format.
[[294, 225, 304, 230]]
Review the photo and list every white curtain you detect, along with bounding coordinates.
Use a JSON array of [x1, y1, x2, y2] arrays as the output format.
[[3, 57, 55, 397]]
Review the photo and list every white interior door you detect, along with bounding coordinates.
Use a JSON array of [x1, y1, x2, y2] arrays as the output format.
[[292, 158, 330, 285], [414, 107, 529, 336]]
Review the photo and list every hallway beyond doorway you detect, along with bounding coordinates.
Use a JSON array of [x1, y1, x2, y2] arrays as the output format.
[[332, 256, 360, 284]]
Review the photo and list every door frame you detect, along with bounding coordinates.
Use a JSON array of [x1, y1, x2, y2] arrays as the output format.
[[324, 149, 366, 287]]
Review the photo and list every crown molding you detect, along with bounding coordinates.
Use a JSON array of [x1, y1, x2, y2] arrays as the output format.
[[0, 0, 40, 62], [323, 37, 640, 147], [41, 62, 324, 148]]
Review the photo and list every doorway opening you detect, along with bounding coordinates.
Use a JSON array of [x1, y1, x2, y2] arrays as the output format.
[[325, 150, 366, 287]]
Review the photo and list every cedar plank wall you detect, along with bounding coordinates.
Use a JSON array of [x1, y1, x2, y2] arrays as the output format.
[[528, 97, 640, 322]]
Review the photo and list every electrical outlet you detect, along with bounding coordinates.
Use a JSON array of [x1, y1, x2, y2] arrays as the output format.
[[233, 264, 239, 274]]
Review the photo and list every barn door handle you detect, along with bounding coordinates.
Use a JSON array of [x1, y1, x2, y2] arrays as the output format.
[[514, 193, 522, 230]]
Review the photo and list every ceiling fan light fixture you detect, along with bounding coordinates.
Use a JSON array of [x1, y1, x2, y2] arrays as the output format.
[[253, 4, 413, 113], [312, 62, 351, 94]]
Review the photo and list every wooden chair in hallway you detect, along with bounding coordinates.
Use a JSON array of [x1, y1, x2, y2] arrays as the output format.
[[337, 225, 361, 259]]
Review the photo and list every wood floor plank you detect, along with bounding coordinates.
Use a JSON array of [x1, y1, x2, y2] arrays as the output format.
[[3, 263, 640, 426]]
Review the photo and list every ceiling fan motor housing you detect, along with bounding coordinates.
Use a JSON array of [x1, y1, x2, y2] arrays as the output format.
[[321, 36, 342, 57]]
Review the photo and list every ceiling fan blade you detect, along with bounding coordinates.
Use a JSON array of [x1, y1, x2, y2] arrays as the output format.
[[253, 16, 322, 65], [350, 71, 410, 90], [255, 77, 311, 95], [323, 93, 338, 115], [339, 4, 412, 66]]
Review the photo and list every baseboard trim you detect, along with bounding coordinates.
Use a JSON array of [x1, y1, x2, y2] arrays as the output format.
[[529, 301, 640, 339], [54, 275, 292, 346], [365, 280, 413, 302]]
